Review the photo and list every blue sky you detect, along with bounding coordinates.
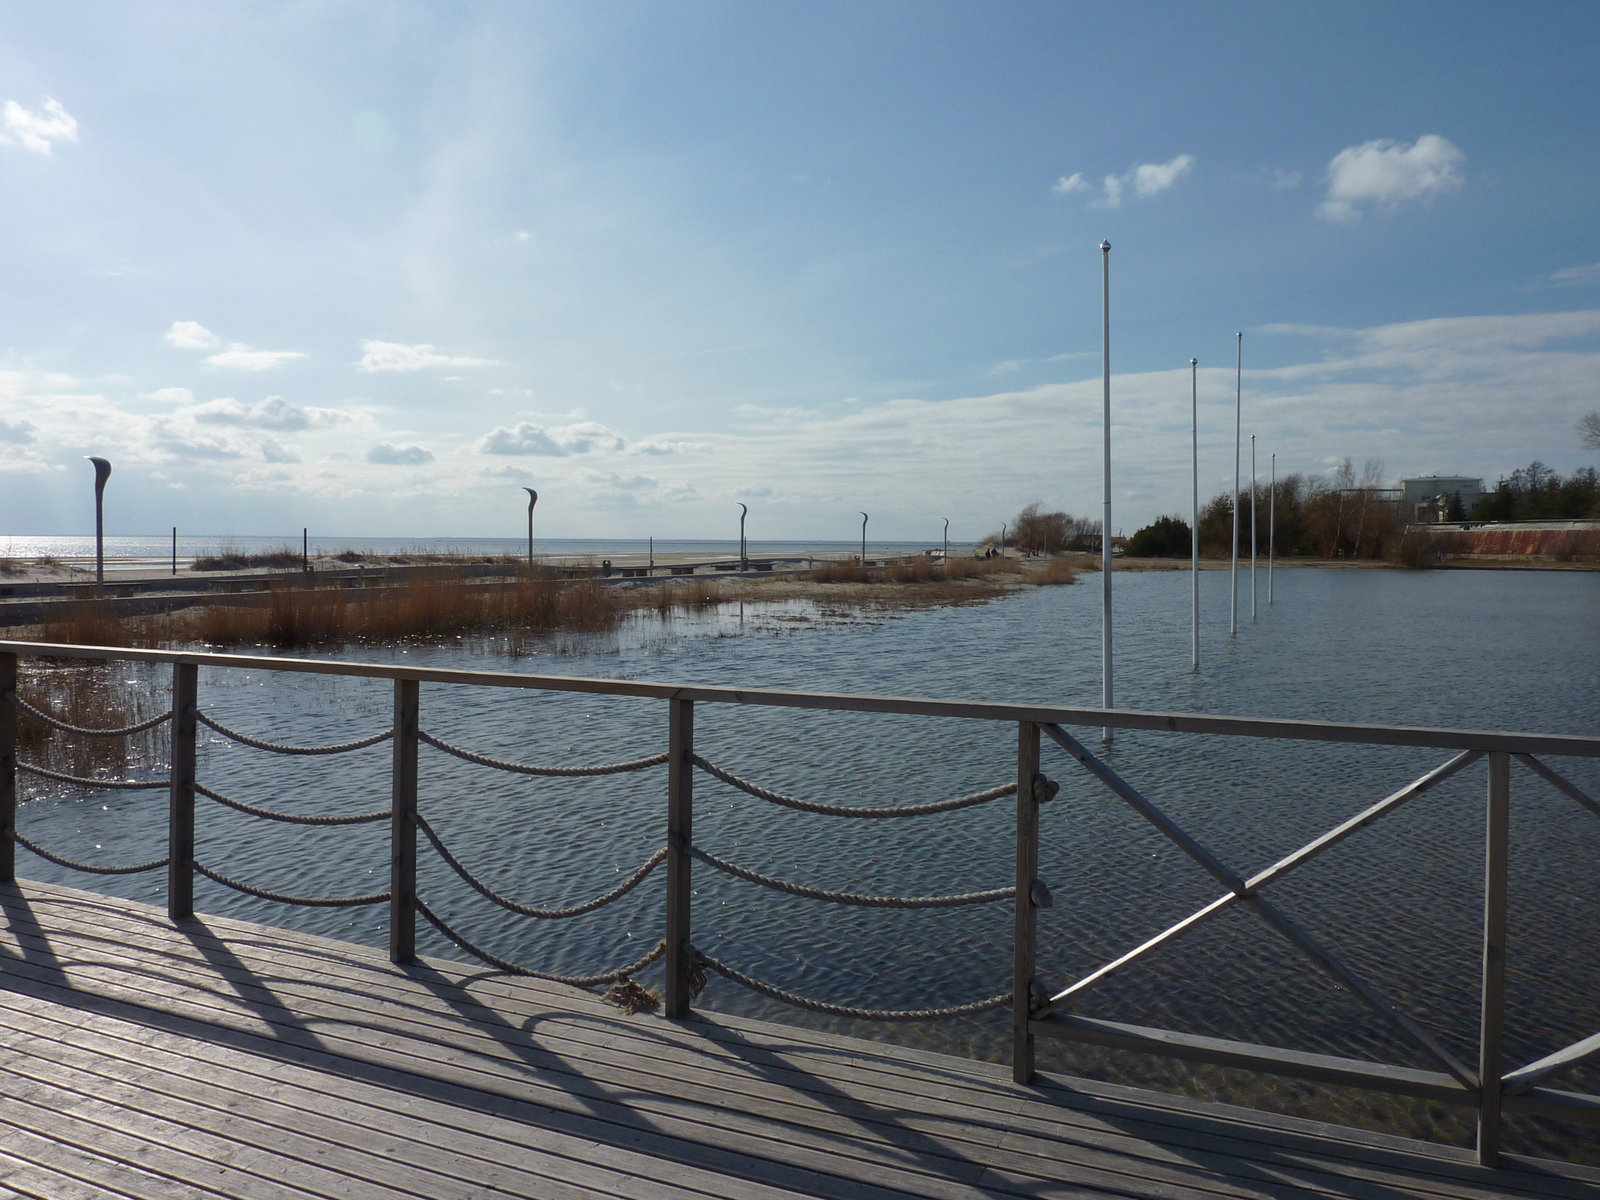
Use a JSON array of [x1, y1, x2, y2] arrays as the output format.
[[2, 1, 1598, 541]]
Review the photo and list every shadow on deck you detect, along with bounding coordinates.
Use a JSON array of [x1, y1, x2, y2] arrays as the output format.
[[0, 879, 1595, 1200]]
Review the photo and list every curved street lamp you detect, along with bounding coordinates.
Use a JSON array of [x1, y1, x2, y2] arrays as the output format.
[[522, 488, 538, 565], [859, 512, 868, 564], [942, 517, 949, 563], [738, 503, 748, 570], [86, 456, 111, 587]]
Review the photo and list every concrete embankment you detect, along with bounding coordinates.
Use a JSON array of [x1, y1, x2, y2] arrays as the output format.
[[1419, 521, 1600, 564]]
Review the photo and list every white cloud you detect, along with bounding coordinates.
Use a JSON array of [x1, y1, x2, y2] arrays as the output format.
[[0, 418, 36, 444], [188, 395, 360, 431], [367, 442, 435, 465], [1086, 154, 1194, 209], [164, 321, 220, 349], [1132, 154, 1194, 197], [1316, 134, 1464, 223], [357, 341, 496, 372], [1051, 173, 1088, 195], [477, 420, 626, 456], [204, 344, 306, 371], [0, 96, 77, 155], [1544, 263, 1600, 289], [1269, 169, 1304, 190], [143, 386, 196, 405]]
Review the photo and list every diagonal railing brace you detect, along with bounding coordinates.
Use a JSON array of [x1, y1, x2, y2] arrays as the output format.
[[1038, 749, 1480, 1016], [1040, 723, 1479, 1089]]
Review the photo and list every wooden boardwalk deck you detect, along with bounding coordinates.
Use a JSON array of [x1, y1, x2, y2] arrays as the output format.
[[0, 881, 1594, 1200]]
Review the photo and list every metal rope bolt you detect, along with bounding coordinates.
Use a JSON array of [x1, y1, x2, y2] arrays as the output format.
[[1032, 772, 1060, 803]]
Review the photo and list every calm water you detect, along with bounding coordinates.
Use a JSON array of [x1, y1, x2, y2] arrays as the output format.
[[13, 566, 1600, 1157]]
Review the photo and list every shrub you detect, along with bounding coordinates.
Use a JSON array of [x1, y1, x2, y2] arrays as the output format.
[[1124, 516, 1192, 558]]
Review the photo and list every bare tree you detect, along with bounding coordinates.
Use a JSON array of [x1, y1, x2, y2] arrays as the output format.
[[1352, 459, 1386, 559], [1581, 410, 1600, 451]]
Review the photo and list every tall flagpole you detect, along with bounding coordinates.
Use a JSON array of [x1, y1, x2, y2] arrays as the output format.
[[1190, 357, 1199, 673], [1229, 332, 1241, 636], [1269, 453, 1276, 604], [1250, 435, 1259, 620], [1101, 241, 1113, 742]]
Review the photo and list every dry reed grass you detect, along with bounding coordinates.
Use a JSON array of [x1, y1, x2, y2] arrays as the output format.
[[650, 578, 722, 612], [1031, 558, 1078, 586], [812, 556, 1019, 585], [182, 572, 632, 648], [38, 601, 162, 649], [12, 660, 166, 783]]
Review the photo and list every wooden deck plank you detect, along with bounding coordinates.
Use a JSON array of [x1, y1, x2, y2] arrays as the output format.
[[6, 883, 1587, 1200], [0, 992, 821, 1200], [13, 895, 1595, 1200], [0, 944, 1511, 1200], [1, 880, 1594, 1200], [0, 913, 1432, 1200], [0, 931, 952, 1199]]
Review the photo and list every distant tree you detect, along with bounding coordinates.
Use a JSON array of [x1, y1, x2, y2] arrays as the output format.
[[1581, 410, 1600, 451], [1011, 503, 1101, 555], [1124, 516, 1192, 558], [1445, 491, 1466, 522], [1471, 462, 1600, 521]]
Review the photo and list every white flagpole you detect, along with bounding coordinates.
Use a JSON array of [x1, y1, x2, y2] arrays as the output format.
[[1250, 434, 1257, 620], [1230, 332, 1241, 637], [1101, 241, 1113, 742], [1269, 453, 1276, 604], [1190, 357, 1199, 672]]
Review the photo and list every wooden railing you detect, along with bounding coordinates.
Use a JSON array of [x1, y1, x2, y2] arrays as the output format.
[[2, 639, 1598, 1168]]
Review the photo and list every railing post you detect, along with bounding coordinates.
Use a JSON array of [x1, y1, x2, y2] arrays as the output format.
[[665, 696, 694, 1017], [1014, 720, 1041, 1084], [168, 662, 197, 919], [1477, 750, 1510, 1167], [0, 651, 16, 883], [390, 678, 419, 964]]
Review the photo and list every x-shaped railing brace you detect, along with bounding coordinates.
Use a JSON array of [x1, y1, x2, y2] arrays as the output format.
[[1034, 724, 1481, 1088], [1033, 726, 1600, 1098]]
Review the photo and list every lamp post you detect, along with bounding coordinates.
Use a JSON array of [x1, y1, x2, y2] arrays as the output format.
[[1190, 358, 1199, 673], [859, 512, 868, 564], [1100, 240, 1113, 742], [522, 488, 538, 565], [738, 503, 748, 570], [86, 456, 111, 588], [942, 517, 949, 562]]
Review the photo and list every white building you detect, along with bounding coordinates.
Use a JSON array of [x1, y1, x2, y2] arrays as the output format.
[[1401, 476, 1482, 522]]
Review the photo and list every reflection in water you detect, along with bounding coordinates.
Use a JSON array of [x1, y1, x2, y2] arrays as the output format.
[[14, 567, 1600, 1160]]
